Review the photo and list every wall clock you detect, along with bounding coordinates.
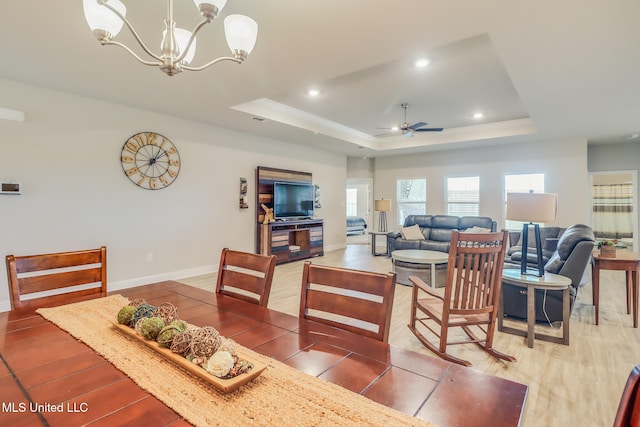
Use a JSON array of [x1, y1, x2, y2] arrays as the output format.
[[120, 132, 180, 190]]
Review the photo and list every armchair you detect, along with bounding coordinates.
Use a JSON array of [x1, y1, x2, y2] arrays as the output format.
[[504, 226, 565, 271], [502, 224, 595, 323]]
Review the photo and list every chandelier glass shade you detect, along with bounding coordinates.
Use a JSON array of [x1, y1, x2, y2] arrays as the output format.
[[82, 0, 258, 76]]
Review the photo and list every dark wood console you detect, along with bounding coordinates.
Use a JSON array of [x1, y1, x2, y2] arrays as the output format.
[[260, 219, 324, 264], [256, 166, 323, 264]]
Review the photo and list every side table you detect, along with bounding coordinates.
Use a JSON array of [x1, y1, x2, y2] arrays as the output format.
[[592, 251, 640, 328], [498, 269, 572, 348], [368, 231, 389, 256]]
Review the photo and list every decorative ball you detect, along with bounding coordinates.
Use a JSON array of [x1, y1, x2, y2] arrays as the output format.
[[134, 317, 146, 335], [156, 320, 189, 348], [170, 328, 198, 356], [218, 338, 238, 356], [128, 298, 146, 308], [117, 305, 136, 325], [156, 302, 179, 324], [205, 350, 235, 378], [140, 316, 165, 340], [130, 303, 157, 327], [190, 326, 222, 359]]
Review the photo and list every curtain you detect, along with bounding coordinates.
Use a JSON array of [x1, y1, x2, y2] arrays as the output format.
[[592, 183, 633, 239]]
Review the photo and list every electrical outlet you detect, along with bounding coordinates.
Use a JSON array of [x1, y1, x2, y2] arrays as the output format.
[[146, 252, 154, 262]]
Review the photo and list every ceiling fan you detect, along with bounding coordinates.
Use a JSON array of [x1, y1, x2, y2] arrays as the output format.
[[376, 103, 443, 138]]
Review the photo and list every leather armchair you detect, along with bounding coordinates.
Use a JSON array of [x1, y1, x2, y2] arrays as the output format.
[[502, 224, 595, 323], [504, 226, 566, 270]]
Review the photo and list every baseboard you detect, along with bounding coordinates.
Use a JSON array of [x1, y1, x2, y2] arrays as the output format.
[[108, 265, 217, 292], [325, 242, 347, 252]]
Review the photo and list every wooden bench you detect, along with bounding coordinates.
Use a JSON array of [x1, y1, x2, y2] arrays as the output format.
[[6, 246, 107, 311]]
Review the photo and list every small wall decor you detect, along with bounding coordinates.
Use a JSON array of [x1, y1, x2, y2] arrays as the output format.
[[239, 178, 248, 209], [314, 184, 321, 208]]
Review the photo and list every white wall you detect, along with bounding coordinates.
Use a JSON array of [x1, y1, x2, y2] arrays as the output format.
[[373, 139, 590, 230], [0, 78, 347, 311]]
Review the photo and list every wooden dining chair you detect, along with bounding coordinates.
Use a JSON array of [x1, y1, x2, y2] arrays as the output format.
[[6, 246, 107, 311], [299, 261, 396, 342], [614, 365, 640, 427], [215, 248, 277, 307], [408, 230, 515, 367]]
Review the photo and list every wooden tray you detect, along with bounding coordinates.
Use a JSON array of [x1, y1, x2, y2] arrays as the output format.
[[112, 322, 267, 393]]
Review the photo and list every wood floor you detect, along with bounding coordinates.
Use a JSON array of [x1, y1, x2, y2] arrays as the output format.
[[179, 244, 640, 427]]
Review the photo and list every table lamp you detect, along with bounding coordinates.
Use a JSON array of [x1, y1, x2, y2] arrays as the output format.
[[506, 192, 558, 276], [374, 199, 391, 232]]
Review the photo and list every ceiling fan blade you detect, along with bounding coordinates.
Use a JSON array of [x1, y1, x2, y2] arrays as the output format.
[[375, 131, 400, 137], [408, 122, 428, 130], [415, 127, 444, 132]]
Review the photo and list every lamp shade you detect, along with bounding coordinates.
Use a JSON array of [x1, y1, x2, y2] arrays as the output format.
[[83, 0, 126, 36], [374, 199, 391, 212], [224, 15, 258, 55], [506, 193, 557, 223]]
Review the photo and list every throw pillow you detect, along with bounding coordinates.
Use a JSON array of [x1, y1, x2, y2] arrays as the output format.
[[400, 224, 425, 240], [463, 226, 491, 233]]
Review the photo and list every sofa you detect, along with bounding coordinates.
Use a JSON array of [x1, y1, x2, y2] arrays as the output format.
[[346, 216, 367, 235], [387, 215, 498, 254], [502, 224, 595, 323]]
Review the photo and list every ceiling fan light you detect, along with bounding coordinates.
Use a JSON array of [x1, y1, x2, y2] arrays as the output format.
[[224, 15, 258, 57], [83, 0, 126, 37]]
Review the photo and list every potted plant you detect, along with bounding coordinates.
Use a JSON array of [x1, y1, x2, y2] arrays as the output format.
[[597, 239, 617, 257]]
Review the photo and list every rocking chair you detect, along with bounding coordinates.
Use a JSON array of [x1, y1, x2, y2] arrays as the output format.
[[408, 230, 515, 367]]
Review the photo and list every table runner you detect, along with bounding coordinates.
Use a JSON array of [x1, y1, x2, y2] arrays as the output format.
[[37, 295, 434, 427]]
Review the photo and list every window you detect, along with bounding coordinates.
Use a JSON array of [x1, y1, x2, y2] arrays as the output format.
[[504, 173, 545, 229], [346, 188, 357, 216], [396, 178, 426, 225], [446, 176, 479, 216]]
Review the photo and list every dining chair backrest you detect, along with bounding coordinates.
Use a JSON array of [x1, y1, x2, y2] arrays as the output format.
[[6, 246, 107, 311], [299, 261, 396, 342], [216, 248, 277, 307]]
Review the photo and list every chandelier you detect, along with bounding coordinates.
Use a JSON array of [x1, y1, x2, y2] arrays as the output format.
[[82, 0, 258, 76]]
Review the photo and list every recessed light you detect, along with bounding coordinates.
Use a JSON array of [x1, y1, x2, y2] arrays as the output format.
[[307, 89, 320, 97], [627, 133, 640, 139], [391, 126, 399, 131], [473, 113, 484, 119], [415, 59, 430, 68]]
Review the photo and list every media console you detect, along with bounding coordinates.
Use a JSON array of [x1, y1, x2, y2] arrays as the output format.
[[260, 219, 324, 264]]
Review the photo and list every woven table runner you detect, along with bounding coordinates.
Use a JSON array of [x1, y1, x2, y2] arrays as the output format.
[[37, 295, 434, 427]]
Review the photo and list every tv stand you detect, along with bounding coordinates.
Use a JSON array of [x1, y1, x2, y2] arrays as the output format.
[[260, 219, 323, 264]]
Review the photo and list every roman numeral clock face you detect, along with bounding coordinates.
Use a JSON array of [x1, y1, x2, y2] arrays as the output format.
[[120, 132, 180, 190]]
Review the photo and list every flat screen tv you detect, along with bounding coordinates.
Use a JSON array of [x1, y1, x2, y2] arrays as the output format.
[[273, 182, 314, 220]]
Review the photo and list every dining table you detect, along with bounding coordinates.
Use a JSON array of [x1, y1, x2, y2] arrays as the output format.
[[0, 280, 528, 426]]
